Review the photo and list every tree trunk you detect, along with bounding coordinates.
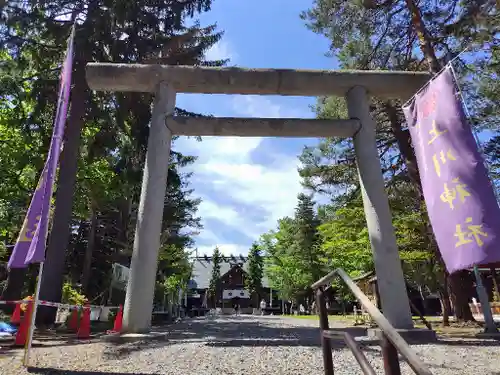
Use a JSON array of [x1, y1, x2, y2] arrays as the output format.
[[28, 265, 38, 293], [167, 293, 173, 319], [36, 54, 90, 326], [81, 203, 98, 293], [448, 270, 475, 322], [404, 0, 441, 73], [439, 275, 451, 326], [438, 291, 451, 326], [0, 268, 26, 314], [490, 267, 500, 301], [118, 197, 132, 253]]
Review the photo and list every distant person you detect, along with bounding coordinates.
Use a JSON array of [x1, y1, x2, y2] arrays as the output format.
[[233, 302, 240, 316], [284, 301, 291, 315], [260, 299, 267, 315]]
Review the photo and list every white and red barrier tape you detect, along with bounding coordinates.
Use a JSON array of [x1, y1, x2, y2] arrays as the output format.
[[0, 299, 118, 310]]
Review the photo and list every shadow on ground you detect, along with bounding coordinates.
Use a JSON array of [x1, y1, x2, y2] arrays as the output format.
[[103, 316, 333, 359], [361, 344, 500, 372], [103, 315, 500, 359], [1, 333, 108, 351], [27, 368, 161, 375]]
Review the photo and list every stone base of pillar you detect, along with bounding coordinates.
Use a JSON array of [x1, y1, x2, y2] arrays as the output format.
[[367, 328, 437, 344]]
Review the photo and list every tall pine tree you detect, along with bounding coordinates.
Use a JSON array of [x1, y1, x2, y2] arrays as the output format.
[[208, 246, 222, 307], [245, 242, 264, 306], [292, 193, 323, 287], [1, 0, 224, 322], [300, 0, 498, 323]]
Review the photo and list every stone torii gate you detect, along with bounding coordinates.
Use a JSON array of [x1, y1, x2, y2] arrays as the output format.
[[85, 63, 429, 333]]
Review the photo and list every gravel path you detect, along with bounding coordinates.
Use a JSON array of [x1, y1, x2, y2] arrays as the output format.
[[1, 315, 499, 375]]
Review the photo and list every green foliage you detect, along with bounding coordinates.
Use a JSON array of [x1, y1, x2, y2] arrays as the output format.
[[0, 0, 223, 308], [260, 194, 326, 303], [163, 274, 188, 298], [157, 243, 193, 294], [107, 308, 118, 323], [295, 1, 500, 318], [61, 283, 87, 306], [245, 242, 264, 301], [0, 243, 7, 261], [318, 206, 372, 274], [208, 246, 222, 302], [484, 133, 500, 195], [291, 194, 324, 283]]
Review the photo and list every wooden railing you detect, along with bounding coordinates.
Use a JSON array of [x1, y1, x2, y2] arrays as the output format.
[[311, 268, 433, 375]]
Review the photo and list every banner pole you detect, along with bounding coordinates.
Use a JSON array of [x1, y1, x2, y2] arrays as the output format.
[[473, 266, 498, 333], [23, 261, 44, 367]]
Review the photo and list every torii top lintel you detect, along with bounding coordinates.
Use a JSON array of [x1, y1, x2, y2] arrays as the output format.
[[85, 63, 430, 99]]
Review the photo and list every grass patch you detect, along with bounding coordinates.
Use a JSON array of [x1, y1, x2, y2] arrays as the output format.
[[291, 315, 488, 338], [290, 314, 461, 331], [286, 314, 354, 322], [412, 316, 443, 323], [290, 314, 446, 325]]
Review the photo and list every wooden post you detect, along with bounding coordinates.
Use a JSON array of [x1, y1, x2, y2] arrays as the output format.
[[473, 266, 498, 333], [316, 287, 334, 375], [380, 332, 402, 375]]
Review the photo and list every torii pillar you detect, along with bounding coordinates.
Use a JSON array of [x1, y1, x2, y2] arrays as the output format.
[[122, 82, 176, 332], [86, 63, 430, 332], [347, 86, 413, 328]]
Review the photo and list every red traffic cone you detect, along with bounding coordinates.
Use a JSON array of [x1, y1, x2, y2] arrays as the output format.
[[68, 308, 79, 332], [113, 305, 123, 333], [106, 305, 124, 335], [14, 301, 33, 346], [11, 302, 22, 324], [77, 304, 91, 339]]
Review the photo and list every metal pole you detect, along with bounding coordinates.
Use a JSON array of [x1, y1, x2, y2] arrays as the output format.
[[473, 266, 498, 333], [316, 288, 334, 375]]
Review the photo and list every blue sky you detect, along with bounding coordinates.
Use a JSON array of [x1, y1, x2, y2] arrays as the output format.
[[173, 1, 333, 256], [171, 1, 495, 257]]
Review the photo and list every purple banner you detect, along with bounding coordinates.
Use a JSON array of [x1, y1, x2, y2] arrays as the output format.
[[8, 27, 75, 268], [402, 67, 500, 274]]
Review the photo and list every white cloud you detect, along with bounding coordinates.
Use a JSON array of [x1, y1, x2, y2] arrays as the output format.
[[177, 41, 315, 256], [231, 96, 306, 118], [200, 159, 302, 232], [205, 40, 238, 63], [180, 102, 309, 256]]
